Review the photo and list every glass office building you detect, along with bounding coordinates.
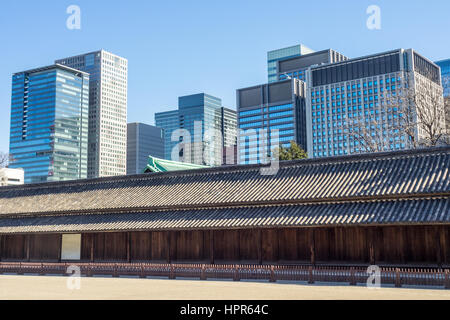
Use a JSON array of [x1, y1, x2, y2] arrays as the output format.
[[155, 109, 181, 162], [237, 79, 307, 164], [435, 59, 450, 140], [277, 49, 348, 82], [155, 93, 237, 166], [56, 50, 128, 178], [435, 59, 450, 97], [9, 65, 89, 184], [267, 44, 315, 83], [127, 123, 164, 175], [222, 107, 238, 164], [306, 49, 444, 158]]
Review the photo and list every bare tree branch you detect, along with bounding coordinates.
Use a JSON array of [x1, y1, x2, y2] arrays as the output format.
[[411, 72, 446, 146], [347, 70, 447, 153], [0, 152, 9, 168], [443, 97, 450, 145]]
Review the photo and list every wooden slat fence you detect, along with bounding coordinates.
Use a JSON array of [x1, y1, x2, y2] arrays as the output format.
[[0, 262, 448, 289]]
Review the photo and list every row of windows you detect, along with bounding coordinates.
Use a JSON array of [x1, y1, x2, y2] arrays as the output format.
[[240, 122, 261, 128], [269, 110, 293, 118], [240, 115, 261, 123], [313, 87, 398, 101], [268, 104, 293, 112], [269, 117, 293, 124], [313, 137, 405, 150], [312, 112, 400, 126], [313, 143, 407, 156], [239, 129, 295, 144], [312, 89, 396, 104], [239, 115, 295, 129], [311, 78, 399, 97], [239, 103, 293, 118], [313, 133, 405, 143], [312, 125, 403, 137], [279, 70, 305, 81]]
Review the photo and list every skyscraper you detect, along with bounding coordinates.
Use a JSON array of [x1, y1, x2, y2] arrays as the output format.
[[306, 49, 445, 158], [276, 49, 347, 82], [55, 50, 128, 178], [221, 107, 238, 165], [9, 64, 89, 183], [155, 93, 237, 166], [127, 123, 164, 175], [435, 59, 450, 97], [267, 44, 315, 83], [237, 78, 307, 164], [435, 59, 450, 141], [154, 109, 180, 161]]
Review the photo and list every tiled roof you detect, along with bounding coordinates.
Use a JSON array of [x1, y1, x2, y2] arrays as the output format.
[[144, 155, 210, 173], [0, 199, 448, 234], [0, 147, 448, 233]]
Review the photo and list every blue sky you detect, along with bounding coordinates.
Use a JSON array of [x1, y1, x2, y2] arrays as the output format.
[[1, 0, 450, 153]]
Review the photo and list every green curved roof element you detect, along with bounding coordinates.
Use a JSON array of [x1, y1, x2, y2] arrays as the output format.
[[143, 156, 210, 173]]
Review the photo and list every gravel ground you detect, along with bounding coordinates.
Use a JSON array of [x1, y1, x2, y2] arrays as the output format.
[[0, 275, 449, 300]]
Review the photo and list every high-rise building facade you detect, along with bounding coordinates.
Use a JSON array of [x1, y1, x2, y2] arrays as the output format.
[[267, 44, 315, 83], [435, 59, 450, 97], [9, 65, 89, 183], [435, 59, 450, 141], [222, 107, 238, 164], [56, 50, 128, 178], [237, 78, 306, 164], [277, 49, 348, 82], [127, 123, 164, 175], [155, 93, 237, 166], [155, 109, 180, 161], [305, 49, 445, 158]]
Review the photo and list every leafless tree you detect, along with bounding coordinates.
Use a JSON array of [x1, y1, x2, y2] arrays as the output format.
[[345, 117, 403, 153], [348, 71, 447, 152], [0, 152, 9, 168], [444, 97, 450, 144], [411, 72, 447, 146]]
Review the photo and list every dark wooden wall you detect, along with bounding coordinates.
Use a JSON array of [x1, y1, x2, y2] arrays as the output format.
[[1, 226, 449, 266], [29, 234, 60, 262], [0, 234, 60, 262], [0, 235, 27, 261]]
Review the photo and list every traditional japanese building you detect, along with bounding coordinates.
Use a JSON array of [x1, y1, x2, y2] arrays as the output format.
[[143, 156, 209, 173], [0, 147, 448, 267]]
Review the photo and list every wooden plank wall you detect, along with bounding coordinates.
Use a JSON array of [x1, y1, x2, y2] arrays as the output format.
[[92, 233, 128, 262], [0, 234, 60, 262], [0, 235, 27, 261], [0, 226, 449, 265], [29, 234, 60, 262]]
